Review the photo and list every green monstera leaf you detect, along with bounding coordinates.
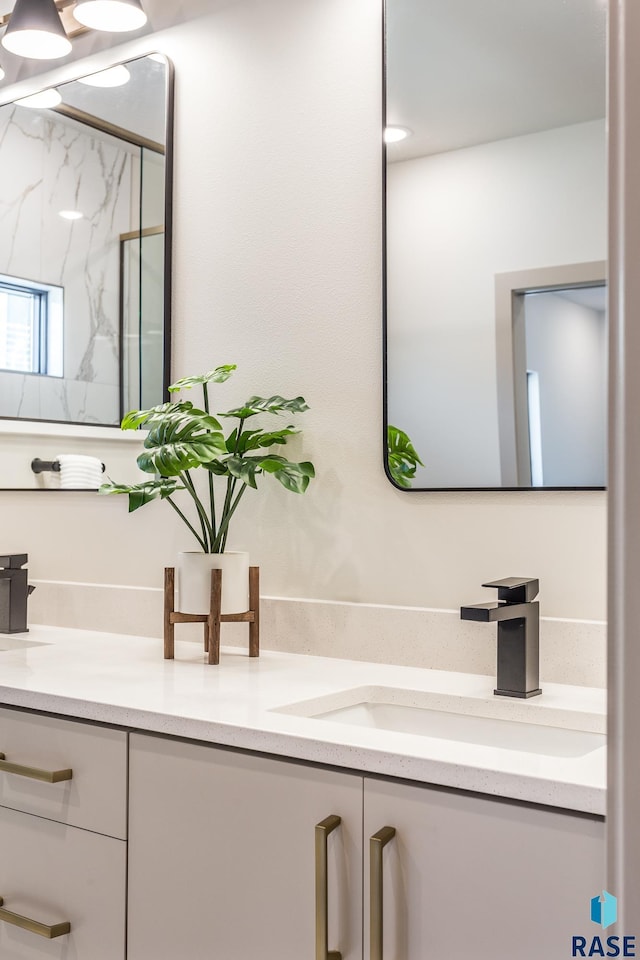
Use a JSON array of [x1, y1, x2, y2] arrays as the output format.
[[225, 426, 299, 455], [121, 400, 192, 431], [99, 478, 184, 513], [221, 395, 309, 420], [135, 405, 227, 476], [226, 455, 315, 492], [168, 365, 237, 392], [387, 425, 424, 489]]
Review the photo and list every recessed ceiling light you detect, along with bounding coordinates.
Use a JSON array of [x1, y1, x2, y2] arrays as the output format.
[[59, 210, 83, 221], [384, 125, 412, 144], [77, 65, 131, 87], [1, 0, 72, 60], [73, 0, 147, 33], [15, 88, 62, 108]]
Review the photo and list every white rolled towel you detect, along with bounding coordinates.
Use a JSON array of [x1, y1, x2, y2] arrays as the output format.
[[56, 454, 104, 490]]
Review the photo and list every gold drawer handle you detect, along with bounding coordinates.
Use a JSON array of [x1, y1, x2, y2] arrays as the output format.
[[0, 896, 70, 939], [0, 753, 72, 784], [370, 826, 396, 960], [315, 814, 342, 960]]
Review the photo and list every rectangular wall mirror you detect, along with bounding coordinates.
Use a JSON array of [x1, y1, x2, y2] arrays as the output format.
[[384, 0, 607, 490], [0, 52, 173, 428]]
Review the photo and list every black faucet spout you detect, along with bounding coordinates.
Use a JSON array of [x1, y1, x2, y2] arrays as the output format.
[[460, 600, 533, 623], [460, 601, 531, 623]]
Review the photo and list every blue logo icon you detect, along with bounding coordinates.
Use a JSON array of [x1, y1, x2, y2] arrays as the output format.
[[591, 891, 618, 930]]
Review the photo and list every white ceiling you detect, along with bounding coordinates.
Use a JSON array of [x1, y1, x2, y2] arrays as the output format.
[[386, 0, 607, 162]]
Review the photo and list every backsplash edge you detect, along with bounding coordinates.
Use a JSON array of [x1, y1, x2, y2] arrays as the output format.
[[28, 580, 606, 688]]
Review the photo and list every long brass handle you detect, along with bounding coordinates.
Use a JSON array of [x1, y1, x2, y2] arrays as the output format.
[[0, 752, 72, 784], [315, 814, 342, 960], [370, 826, 396, 960], [0, 896, 70, 939]]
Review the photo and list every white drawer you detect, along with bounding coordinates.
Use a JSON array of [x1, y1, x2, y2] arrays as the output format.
[[0, 805, 126, 960], [0, 707, 127, 839]]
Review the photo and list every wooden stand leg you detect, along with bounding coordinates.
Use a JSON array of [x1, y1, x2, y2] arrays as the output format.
[[163, 564, 259, 663], [164, 568, 175, 660], [207, 569, 222, 665], [249, 566, 260, 658]]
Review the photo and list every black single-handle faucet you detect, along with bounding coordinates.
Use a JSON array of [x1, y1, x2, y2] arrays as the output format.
[[460, 577, 541, 699], [0, 554, 36, 634]]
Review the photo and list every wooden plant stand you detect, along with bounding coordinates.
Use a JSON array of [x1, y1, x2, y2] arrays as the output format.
[[163, 566, 260, 665]]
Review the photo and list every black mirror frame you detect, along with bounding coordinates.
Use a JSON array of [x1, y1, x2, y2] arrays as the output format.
[[381, 1, 606, 493]]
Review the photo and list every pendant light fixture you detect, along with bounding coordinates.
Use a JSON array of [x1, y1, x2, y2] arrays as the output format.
[[2, 0, 72, 60], [73, 0, 147, 32]]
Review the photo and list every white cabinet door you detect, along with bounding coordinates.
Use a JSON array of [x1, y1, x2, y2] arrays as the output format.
[[0, 805, 126, 960], [364, 777, 605, 960], [128, 733, 363, 960]]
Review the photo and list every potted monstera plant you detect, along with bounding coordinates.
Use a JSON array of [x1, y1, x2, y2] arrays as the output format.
[[100, 365, 314, 614]]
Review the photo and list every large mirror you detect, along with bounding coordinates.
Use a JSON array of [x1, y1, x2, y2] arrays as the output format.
[[0, 53, 172, 427], [384, 0, 607, 489]]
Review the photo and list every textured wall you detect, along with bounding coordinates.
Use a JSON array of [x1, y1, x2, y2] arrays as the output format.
[[0, 0, 606, 622]]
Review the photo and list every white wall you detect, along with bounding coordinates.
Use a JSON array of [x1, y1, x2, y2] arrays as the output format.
[[386, 120, 607, 487], [0, 0, 606, 622]]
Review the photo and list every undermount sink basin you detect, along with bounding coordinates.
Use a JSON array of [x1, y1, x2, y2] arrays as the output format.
[[275, 686, 605, 759], [0, 636, 49, 653]]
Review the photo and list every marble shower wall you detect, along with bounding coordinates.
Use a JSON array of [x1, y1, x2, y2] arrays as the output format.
[[0, 104, 135, 424]]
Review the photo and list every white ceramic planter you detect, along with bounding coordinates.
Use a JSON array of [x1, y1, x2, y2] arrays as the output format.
[[176, 551, 250, 615]]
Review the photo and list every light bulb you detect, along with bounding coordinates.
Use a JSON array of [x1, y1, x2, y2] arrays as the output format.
[[15, 88, 62, 108], [1, 0, 71, 60], [77, 65, 130, 87], [384, 126, 412, 144], [73, 0, 147, 33]]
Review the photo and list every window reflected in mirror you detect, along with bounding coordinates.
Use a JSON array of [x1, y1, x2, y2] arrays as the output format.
[[0, 274, 63, 376]]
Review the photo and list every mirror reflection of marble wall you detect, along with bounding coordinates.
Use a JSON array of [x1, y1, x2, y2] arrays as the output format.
[[0, 55, 170, 427], [0, 105, 133, 423], [385, 0, 607, 490]]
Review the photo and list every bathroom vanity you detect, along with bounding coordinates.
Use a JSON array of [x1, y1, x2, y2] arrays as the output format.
[[0, 627, 605, 960]]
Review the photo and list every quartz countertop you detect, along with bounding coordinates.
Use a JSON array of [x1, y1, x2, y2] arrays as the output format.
[[0, 625, 606, 815]]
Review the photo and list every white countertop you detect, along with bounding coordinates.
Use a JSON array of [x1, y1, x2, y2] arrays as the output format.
[[0, 625, 606, 815]]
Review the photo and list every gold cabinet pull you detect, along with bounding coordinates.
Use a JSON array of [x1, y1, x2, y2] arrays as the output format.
[[315, 814, 342, 960], [0, 752, 72, 784], [0, 896, 70, 939], [370, 826, 396, 960]]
